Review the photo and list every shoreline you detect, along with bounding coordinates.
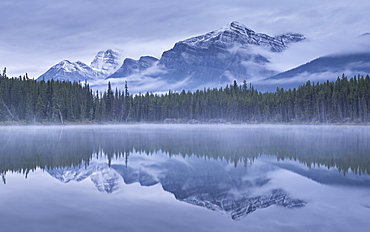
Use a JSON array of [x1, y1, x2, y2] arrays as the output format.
[[1, 120, 369, 126]]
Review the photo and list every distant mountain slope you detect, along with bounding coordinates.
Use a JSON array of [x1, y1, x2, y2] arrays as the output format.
[[256, 53, 370, 91], [156, 21, 304, 86], [177, 21, 304, 52], [108, 56, 158, 78], [106, 21, 305, 91], [38, 22, 306, 92], [37, 49, 122, 82], [37, 60, 99, 82]]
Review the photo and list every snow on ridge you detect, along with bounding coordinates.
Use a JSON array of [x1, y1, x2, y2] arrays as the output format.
[[37, 49, 124, 82], [180, 21, 305, 52]]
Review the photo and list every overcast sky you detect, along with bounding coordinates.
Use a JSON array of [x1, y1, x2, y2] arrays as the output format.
[[1, 0, 370, 78]]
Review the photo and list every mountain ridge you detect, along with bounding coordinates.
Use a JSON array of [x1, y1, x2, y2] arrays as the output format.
[[254, 52, 370, 91], [37, 59, 99, 82], [105, 21, 305, 91], [35, 22, 370, 93], [37, 49, 123, 82]]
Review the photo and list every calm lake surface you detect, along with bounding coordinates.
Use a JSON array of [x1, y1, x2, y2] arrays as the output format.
[[1, 124, 370, 232]]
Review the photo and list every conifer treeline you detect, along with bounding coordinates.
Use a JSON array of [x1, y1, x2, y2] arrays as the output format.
[[0, 71, 369, 123]]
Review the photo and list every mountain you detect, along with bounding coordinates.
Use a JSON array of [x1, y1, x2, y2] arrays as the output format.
[[108, 56, 159, 78], [46, 162, 124, 193], [183, 189, 306, 220], [256, 53, 370, 91], [90, 49, 122, 76], [106, 21, 305, 91], [272, 161, 370, 187], [37, 49, 122, 82], [176, 21, 304, 53], [37, 22, 305, 91], [111, 156, 306, 221], [37, 60, 99, 82], [46, 156, 306, 220]]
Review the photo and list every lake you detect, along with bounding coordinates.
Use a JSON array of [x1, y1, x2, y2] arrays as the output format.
[[1, 124, 370, 232]]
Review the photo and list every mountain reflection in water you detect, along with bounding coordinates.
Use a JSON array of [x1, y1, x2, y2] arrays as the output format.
[[45, 154, 307, 220], [1, 124, 370, 221]]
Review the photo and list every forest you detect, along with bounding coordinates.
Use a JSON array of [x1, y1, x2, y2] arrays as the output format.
[[0, 68, 370, 124]]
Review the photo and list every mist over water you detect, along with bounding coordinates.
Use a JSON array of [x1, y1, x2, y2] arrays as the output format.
[[1, 124, 369, 232], [1, 124, 369, 175]]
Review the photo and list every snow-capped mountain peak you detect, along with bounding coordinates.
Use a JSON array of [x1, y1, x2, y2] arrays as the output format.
[[90, 49, 123, 75], [56, 60, 75, 72], [37, 59, 99, 82], [38, 21, 306, 92], [55, 60, 90, 71], [180, 21, 305, 52], [37, 49, 123, 82], [229, 21, 254, 35]]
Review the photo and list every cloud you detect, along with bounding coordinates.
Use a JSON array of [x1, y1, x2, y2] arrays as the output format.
[[1, 0, 370, 80], [90, 64, 190, 94], [255, 34, 370, 75]]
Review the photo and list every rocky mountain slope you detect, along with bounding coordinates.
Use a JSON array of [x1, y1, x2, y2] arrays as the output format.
[[107, 21, 305, 90], [108, 56, 158, 78]]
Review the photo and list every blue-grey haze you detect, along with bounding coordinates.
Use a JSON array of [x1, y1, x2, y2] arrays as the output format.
[[1, 0, 370, 79]]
